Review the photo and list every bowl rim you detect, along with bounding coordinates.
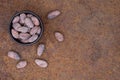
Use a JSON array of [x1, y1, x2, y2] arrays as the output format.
[[9, 10, 44, 46]]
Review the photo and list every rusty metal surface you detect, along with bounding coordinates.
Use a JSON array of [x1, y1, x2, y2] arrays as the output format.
[[0, 0, 120, 80]]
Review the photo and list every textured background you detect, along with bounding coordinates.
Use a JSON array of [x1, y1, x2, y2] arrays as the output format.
[[0, 0, 120, 80]]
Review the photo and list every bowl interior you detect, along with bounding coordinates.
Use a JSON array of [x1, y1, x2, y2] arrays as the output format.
[[9, 10, 44, 45]]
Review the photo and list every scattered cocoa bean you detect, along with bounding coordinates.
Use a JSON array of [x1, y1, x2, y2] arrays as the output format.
[[48, 10, 61, 19], [55, 32, 64, 42], [37, 44, 45, 56], [8, 51, 20, 60], [16, 60, 27, 69], [35, 59, 48, 68]]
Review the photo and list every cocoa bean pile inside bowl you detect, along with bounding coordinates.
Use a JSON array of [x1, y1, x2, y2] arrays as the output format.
[[9, 10, 44, 45]]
